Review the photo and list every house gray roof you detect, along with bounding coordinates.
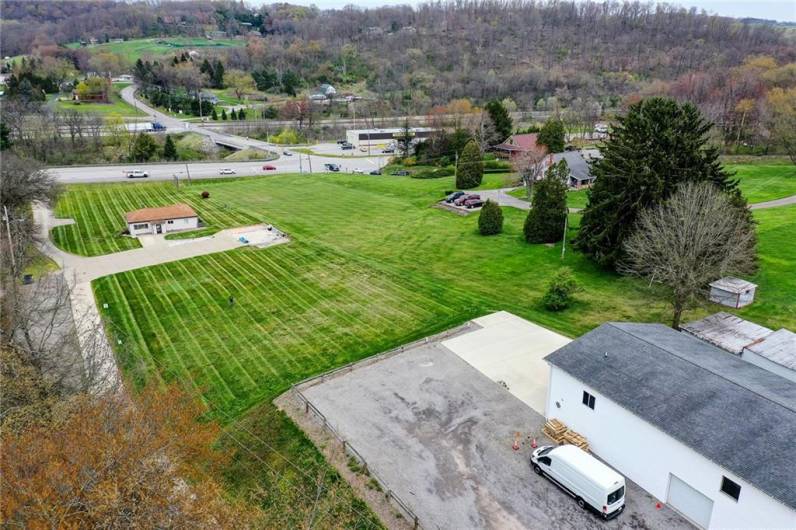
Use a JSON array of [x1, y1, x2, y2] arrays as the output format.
[[545, 322, 796, 511], [683, 312, 773, 354], [746, 329, 796, 371], [552, 151, 593, 182]]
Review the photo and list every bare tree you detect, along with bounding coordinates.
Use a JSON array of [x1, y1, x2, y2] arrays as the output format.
[[512, 143, 549, 201], [620, 182, 757, 329]]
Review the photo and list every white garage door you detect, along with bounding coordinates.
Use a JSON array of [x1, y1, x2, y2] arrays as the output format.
[[668, 474, 714, 529]]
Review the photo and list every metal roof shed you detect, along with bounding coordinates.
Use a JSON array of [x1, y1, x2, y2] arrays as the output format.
[[708, 277, 757, 308]]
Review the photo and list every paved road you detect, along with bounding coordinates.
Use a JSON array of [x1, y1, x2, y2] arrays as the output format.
[[40, 86, 383, 185], [750, 195, 796, 210]]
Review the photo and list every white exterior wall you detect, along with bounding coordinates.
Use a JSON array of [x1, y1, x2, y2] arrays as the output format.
[[128, 216, 198, 237], [709, 287, 755, 308], [545, 367, 796, 529], [741, 350, 796, 383]]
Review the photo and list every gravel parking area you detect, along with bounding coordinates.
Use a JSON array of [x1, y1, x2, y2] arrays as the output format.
[[296, 335, 694, 530]]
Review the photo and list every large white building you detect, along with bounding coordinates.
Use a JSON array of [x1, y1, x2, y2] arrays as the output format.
[[125, 203, 199, 236], [345, 127, 437, 149], [544, 322, 796, 529]]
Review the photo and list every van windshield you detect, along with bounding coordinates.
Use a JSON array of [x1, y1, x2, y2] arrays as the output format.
[[607, 486, 625, 505], [538, 447, 554, 456]]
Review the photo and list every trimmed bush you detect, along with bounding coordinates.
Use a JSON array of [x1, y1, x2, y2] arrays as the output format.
[[412, 166, 455, 179], [542, 267, 579, 311], [478, 200, 503, 235], [201, 191, 210, 199], [456, 140, 483, 189]]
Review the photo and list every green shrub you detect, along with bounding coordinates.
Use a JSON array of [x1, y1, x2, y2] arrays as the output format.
[[456, 140, 483, 189], [270, 128, 305, 145], [412, 166, 455, 179], [402, 156, 417, 166], [542, 268, 579, 311], [478, 200, 503, 235]]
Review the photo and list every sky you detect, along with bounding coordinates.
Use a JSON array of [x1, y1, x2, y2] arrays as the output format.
[[249, 0, 796, 23]]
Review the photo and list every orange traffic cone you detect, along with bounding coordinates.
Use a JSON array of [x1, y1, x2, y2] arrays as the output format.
[[655, 502, 662, 510], [513, 432, 521, 451], [531, 438, 538, 449]]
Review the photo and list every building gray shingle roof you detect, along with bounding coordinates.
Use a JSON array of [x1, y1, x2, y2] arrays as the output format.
[[552, 151, 593, 182], [545, 322, 796, 511]]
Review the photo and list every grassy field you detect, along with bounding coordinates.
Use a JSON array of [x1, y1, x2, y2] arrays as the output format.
[[66, 37, 244, 62], [52, 83, 145, 117], [52, 170, 794, 526], [507, 163, 795, 207]]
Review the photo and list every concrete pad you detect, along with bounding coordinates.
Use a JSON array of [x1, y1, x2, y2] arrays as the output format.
[[297, 336, 693, 530], [442, 311, 571, 414]]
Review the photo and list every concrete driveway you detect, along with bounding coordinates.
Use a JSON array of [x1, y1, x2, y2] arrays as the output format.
[[296, 324, 693, 530]]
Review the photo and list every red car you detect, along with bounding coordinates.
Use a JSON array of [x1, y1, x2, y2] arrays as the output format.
[[263, 164, 277, 171], [454, 193, 480, 206], [464, 198, 484, 209]]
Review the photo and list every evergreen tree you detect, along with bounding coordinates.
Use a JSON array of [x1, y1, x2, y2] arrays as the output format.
[[0, 122, 11, 151], [230, 109, 237, 120], [478, 199, 503, 235], [237, 107, 245, 121], [130, 133, 158, 162], [575, 97, 741, 267], [537, 119, 566, 152], [162, 134, 177, 160], [456, 140, 483, 189], [485, 100, 513, 143], [211, 108, 218, 120], [524, 161, 568, 243], [221, 109, 227, 121], [212, 59, 225, 88]]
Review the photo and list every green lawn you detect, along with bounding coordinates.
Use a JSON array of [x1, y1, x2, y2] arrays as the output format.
[[51, 172, 794, 526], [66, 37, 244, 62], [732, 164, 796, 203], [506, 164, 795, 207], [508, 187, 589, 209], [52, 83, 145, 117]]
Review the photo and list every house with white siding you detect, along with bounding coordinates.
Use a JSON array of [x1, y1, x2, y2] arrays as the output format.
[[125, 203, 199, 236], [544, 322, 796, 529]]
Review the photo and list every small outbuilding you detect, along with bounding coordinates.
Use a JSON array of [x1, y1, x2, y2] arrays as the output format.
[[708, 277, 757, 308], [125, 203, 199, 236]]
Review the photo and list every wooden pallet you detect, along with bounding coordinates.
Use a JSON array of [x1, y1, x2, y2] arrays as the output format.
[[542, 418, 568, 443]]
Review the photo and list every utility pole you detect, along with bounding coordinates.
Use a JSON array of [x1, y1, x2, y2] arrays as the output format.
[[307, 155, 312, 173], [299, 153, 303, 174], [198, 91, 203, 121], [561, 214, 568, 260], [184, 163, 192, 184], [454, 151, 459, 183]]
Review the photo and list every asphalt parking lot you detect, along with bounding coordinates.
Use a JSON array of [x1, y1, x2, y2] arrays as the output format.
[[298, 331, 694, 530]]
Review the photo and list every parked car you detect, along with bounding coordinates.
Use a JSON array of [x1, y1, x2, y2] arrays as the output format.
[[219, 168, 236, 175], [454, 193, 479, 206], [369, 169, 382, 175], [125, 169, 149, 178], [382, 148, 395, 154], [391, 170, 410, 176], [262, 164, 277, 171], [324, 163, 340, 172], [336, 139, 347, 144], [340, 143, 354, 150], [464, 198, 484, 209], [445, 191, 465, 203], [531, 445, 625, 520], [282, 150, 292, 156], [352, 168, 364, 174], [359, 146, 368, 152]]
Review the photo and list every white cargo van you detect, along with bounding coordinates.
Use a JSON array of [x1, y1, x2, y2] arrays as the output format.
[[531, 444, 625, 519]]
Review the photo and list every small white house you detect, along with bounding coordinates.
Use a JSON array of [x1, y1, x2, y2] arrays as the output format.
[[544, 323, 796, 529], [125, 203, 199, 236], [708, 277, 757, 308]]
